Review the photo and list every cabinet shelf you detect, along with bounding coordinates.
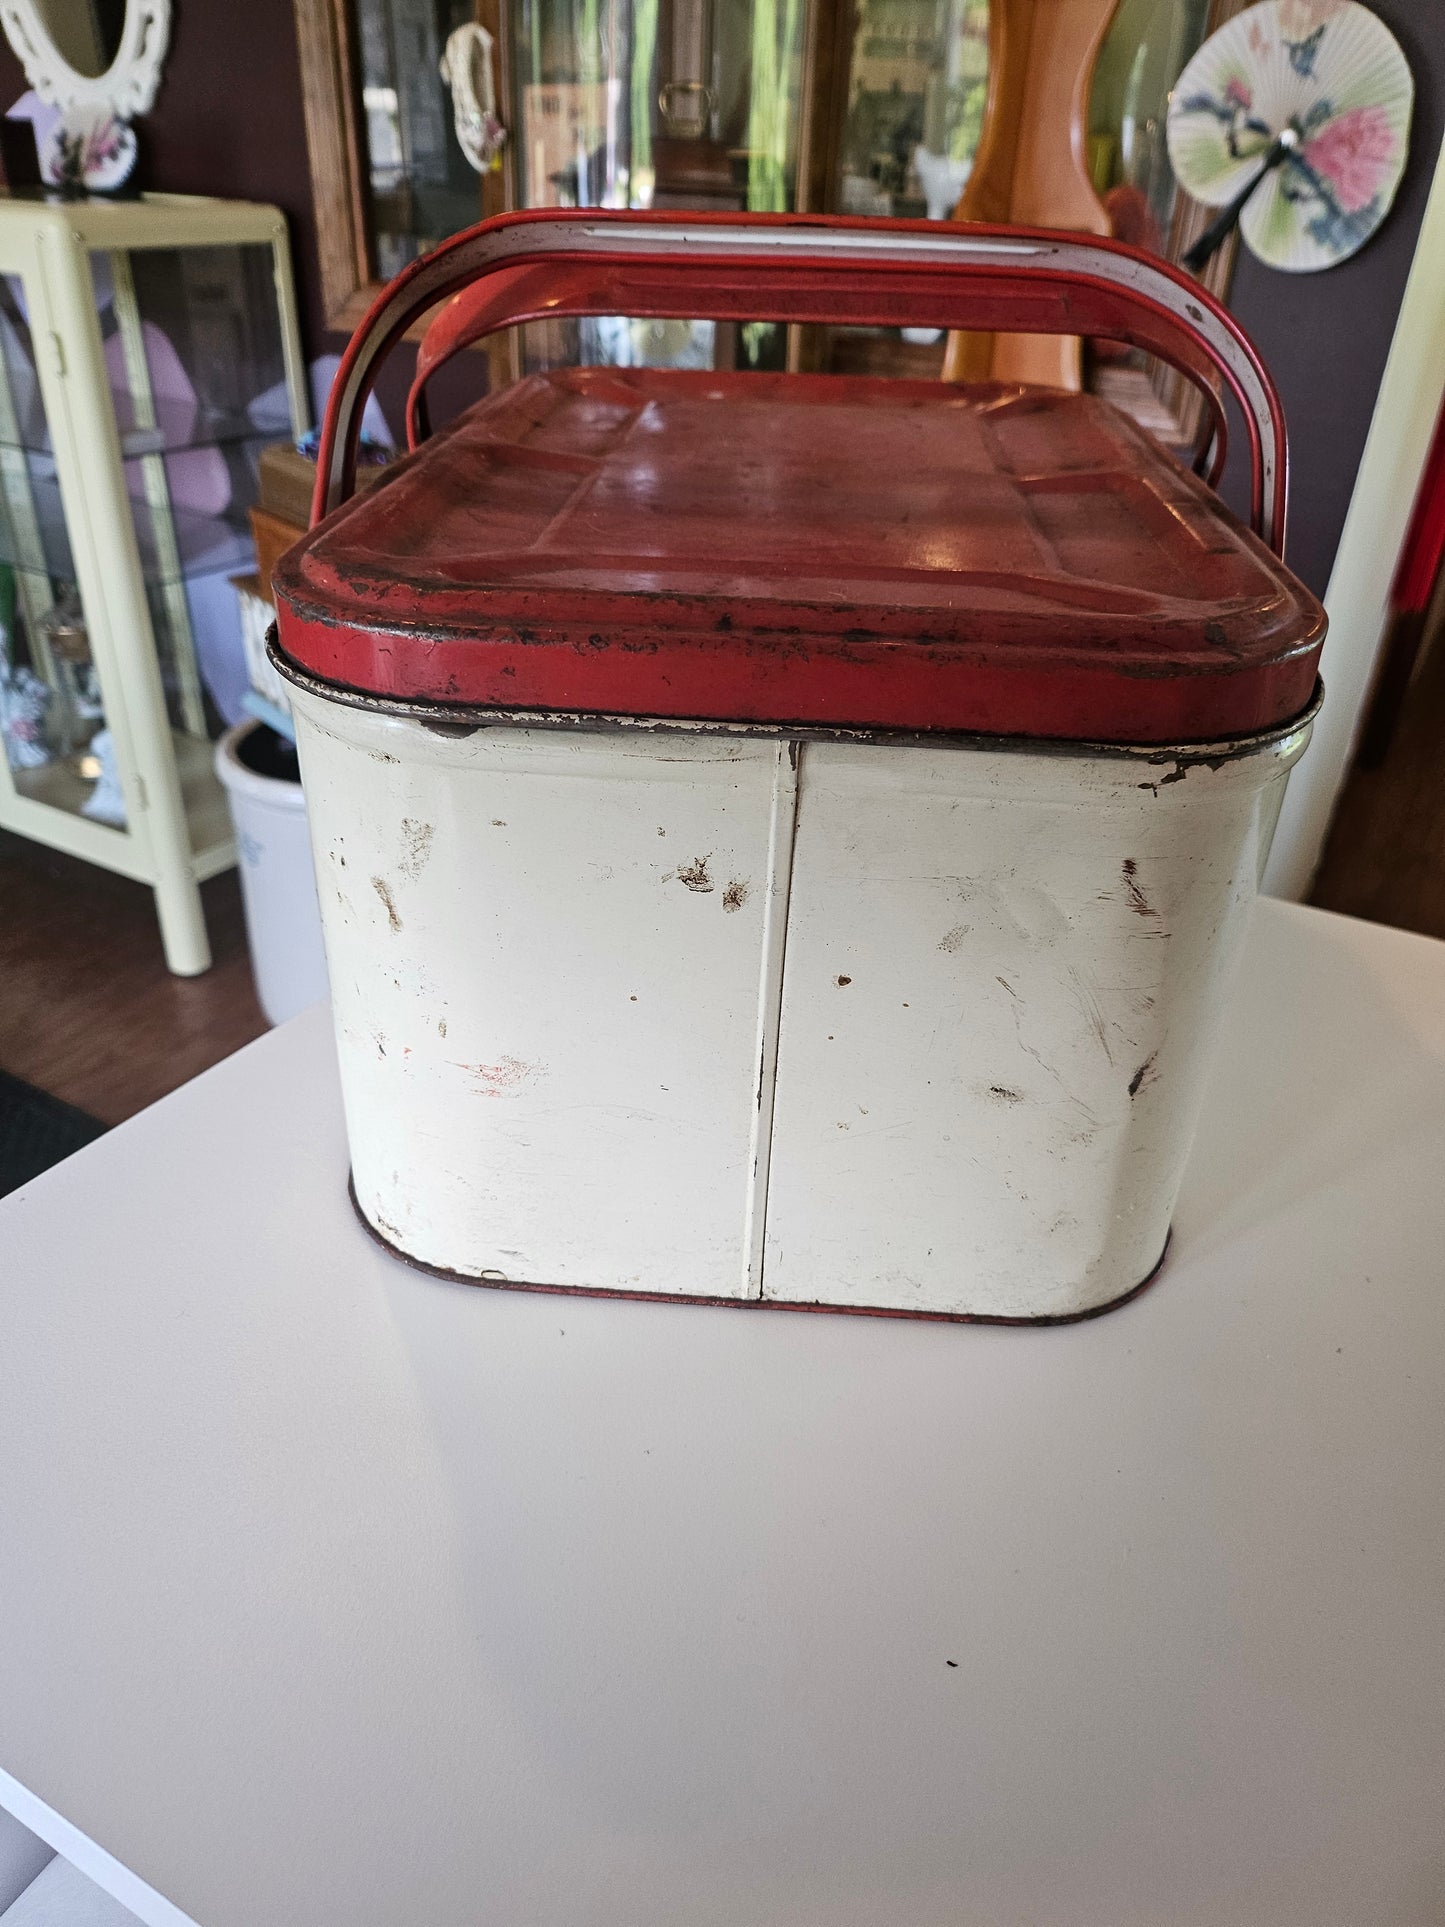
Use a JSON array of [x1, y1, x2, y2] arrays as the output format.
[[0, 392, 292, 461], [0, 459, 263, 587]]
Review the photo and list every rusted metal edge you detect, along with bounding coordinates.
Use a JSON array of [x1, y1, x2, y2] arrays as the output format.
[[346, 1174, 1171, 1327], [270, 631, 1322, 768]]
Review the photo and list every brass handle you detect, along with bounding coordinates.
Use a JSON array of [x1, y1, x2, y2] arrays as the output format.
[[657, 80, 714, 134]]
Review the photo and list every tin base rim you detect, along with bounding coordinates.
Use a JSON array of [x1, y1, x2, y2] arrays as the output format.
[[346, 1175, 1171, 1327]]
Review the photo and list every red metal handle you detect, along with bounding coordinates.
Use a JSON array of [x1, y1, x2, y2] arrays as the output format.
[[315, 209, 1287, 555]]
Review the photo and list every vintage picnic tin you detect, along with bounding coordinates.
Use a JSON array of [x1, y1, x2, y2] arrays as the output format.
[[272, 210, 1326, 1321]]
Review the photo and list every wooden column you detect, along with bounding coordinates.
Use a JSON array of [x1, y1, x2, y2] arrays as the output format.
[[943, 0, 1119, 390]]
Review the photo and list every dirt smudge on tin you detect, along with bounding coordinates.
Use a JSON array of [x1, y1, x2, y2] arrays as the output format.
[[371, 877, 402, 931], [1120, 858, 1154, 917], [1119, 859, 1167, 934], [399, 818, 434, 879], [938, 924, 969, 952], [988, 1086, 1024, 1104], [836, 974, 852, 987], [671, 855, 714, 893], [1129, 1052, 1159, 1098], [1069, 967, 1114, 1062], [437, 1018, 448, 1038], [722, 878, 750, 912], [454, 1056, 540, 1095]]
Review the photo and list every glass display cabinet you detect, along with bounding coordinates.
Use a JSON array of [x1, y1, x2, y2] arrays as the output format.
[[0, 192, 308, 975], [296, 0, 1243, 402], [298, 0, 994, 375]]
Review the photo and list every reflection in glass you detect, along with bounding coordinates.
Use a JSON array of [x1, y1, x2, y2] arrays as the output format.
[[1088, 0, 1211, 249], [357, 0, 490, 280], [0, 239, 288, 816], [838, 0, 989, 222], [1087, 0, 1237, 445], [511, 0, 807, 368], [823, 0, 988, 377]]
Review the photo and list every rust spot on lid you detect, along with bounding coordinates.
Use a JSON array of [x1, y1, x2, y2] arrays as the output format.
[[722, 878, 749, 912], [672, 855, 714, 893], [836, 974, 852, 987]]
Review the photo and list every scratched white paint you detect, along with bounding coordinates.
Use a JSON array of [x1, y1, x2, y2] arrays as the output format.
[[290, 691, 781, 1297], [289, 688, 1312, 1317], [765, 731, 1313, 1316]]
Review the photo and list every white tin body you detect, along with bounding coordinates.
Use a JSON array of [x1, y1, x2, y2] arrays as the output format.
[[288, 681, 1313, 1319]]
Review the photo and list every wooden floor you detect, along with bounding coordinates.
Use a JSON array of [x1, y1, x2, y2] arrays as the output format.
[[0, 832, 266, 1126], [1311, 615, 1445, 940]]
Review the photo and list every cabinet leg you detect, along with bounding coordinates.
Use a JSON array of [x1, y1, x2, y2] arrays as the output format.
[[153, 868, 211, 977]]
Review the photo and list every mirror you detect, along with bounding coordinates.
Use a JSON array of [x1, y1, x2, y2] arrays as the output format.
[[34, 0, 127, 78], [0, 0, 170, 117]]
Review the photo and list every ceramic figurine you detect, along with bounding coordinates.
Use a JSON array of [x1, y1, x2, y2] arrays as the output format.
[[80, 727, 126, 826], [0, 660, 50, 770]]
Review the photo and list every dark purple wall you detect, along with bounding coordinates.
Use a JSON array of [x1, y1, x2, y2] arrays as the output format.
[[0, 0, 326, 346], [1, 1, 1439, 592]]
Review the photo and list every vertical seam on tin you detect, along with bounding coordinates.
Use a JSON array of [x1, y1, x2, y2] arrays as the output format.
[[742, 738, 802, 1299]]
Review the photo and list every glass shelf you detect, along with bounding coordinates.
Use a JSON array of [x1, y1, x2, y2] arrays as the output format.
[[0, 390, 293, 460], [8, 724, 226, 844], [0, 443, 266, 587]]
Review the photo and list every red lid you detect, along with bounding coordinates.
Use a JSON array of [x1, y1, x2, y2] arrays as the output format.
[[273, 367, 1325, 745]]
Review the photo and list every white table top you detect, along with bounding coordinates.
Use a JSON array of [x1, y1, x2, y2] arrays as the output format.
[[2, 896, 1444, 1927]]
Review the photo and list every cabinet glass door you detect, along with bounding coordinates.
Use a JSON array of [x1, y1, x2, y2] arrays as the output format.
[[824, 0, 989, 378], [0, 274, 120, 824], [511, 0, 809, 368], [0, 241, 288, 829], [356, 0, 489, 281], [837, 0, 989, 221]]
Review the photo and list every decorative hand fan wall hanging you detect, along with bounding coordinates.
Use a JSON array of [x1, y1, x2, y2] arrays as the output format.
[[1166, 0, 1413, 273]]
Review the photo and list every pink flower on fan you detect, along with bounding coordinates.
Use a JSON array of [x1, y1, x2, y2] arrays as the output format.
[[1278, 0, 1347, 36], [1223, 75, 1254, 111], [1302, 105, 1399, 213]]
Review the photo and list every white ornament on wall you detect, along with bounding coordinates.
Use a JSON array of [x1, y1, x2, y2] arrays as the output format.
[[0, 0, 170, 121], [439, 22, 506, 174]]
